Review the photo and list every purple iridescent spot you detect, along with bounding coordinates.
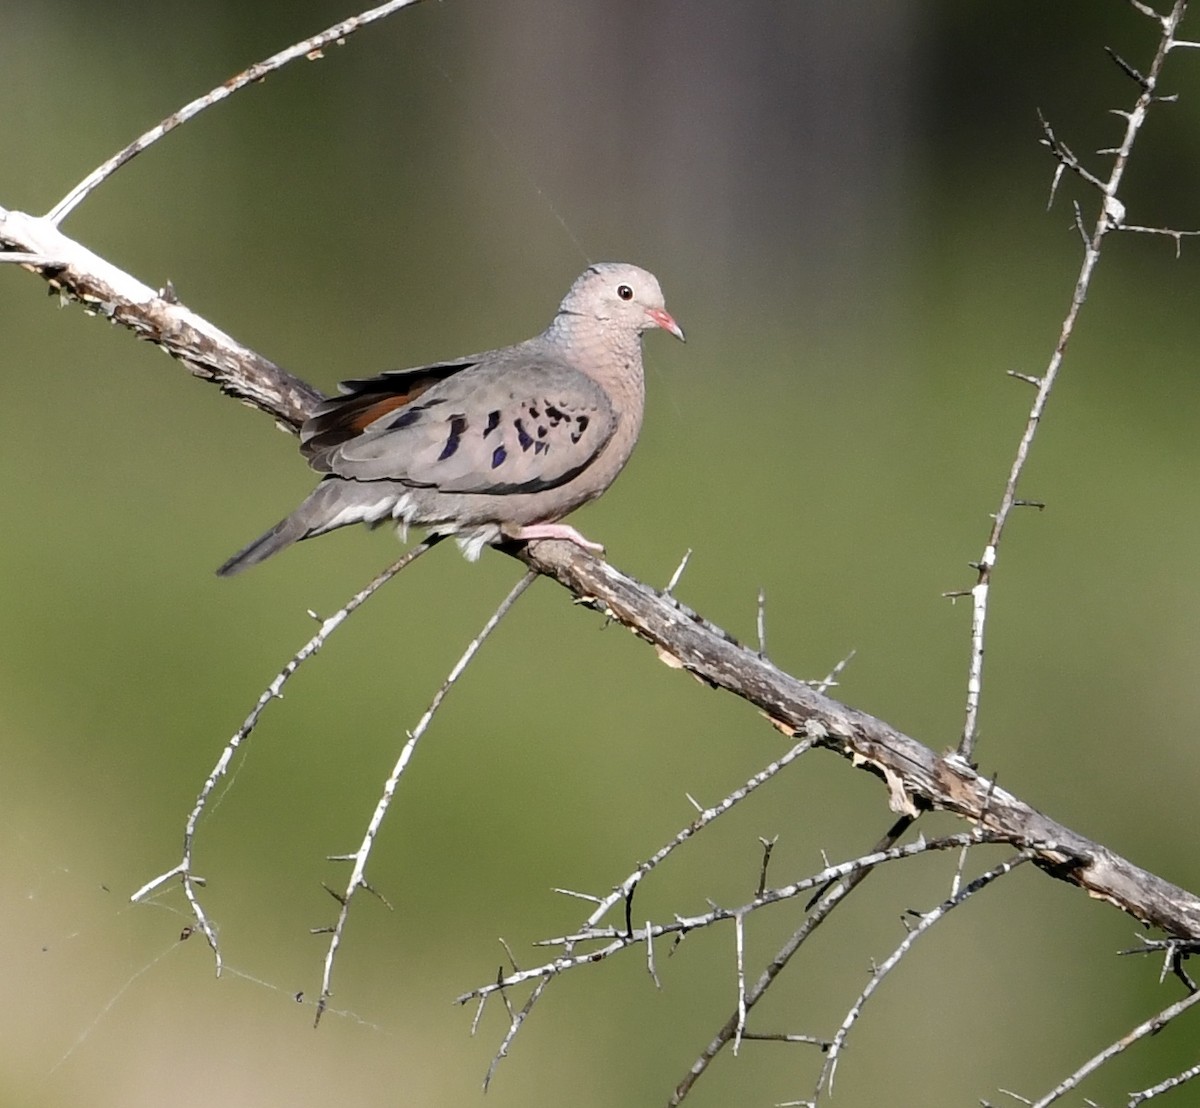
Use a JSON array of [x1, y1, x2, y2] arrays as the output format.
[[515, 418, 534, 451], [491, 445, 507, 469], [438, 415, 467, 461], [388, 409, 422, 430]]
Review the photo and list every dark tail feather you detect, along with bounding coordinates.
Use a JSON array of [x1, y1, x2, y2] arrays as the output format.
[[215, 513, 310, 577]]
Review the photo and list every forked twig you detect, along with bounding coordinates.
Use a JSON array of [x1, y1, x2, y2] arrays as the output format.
[[129, 537, 442, 966], [314, 569, 538, 1024]]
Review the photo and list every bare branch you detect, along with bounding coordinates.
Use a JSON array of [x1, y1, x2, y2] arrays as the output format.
[[1129, 1061, 1200, 1105], [958, 1, 1187, 759], [129, 537, 443, 962], [468, 833, 1024, 1001], [517, 540, 1200, 938], [314, 569, 538, 1024], [1024, 985, 1200, 1107], [0, 206, 321, 427], [815, 851, 1034, 1101], [46, 0, 428, 226]]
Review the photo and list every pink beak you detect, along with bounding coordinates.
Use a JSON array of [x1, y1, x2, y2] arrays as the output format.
[[647, 306, 686, 342]]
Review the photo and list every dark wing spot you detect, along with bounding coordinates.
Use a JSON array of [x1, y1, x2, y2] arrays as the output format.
[[484, 410, 501, 437], [388, 408, 423, 430], [491, 445, 507, 469], [514, 418, 534, 451], [570, 414, 590, 445], [544, 405, 565, 425], [528, 405, 540, 419], [438, 415, 468, 461], [534, 440, 549, 455], [537, 425, 547, 438]]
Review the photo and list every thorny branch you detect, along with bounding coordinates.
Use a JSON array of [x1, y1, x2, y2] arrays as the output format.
[[1022, 985, 1200, 1108], [461, 833, 1026, 999], [815, 851, 1035, 1102], [954, 0, 1190, 761], [312, 570, 537, 1025], [129, 539, 444, 953], [46, 0, 429, 226]]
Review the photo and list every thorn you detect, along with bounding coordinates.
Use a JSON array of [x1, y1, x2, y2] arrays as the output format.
[[756, 587, 767, 656], [1072, 201, 1089, 245], [1013, 499, 1046, 510], [361, 882, 394, 911], [664, 548, 693, 595], [1007, 370, 1043, 386], [499, 936, 521, 972], [1105, 46, 1149, 88], [942, 589, 971, 600], [326, 853, 356, 862], [321, 883, 347, 906]]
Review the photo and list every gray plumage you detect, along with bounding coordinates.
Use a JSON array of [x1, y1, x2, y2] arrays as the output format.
[[216, 263, 683, 576]]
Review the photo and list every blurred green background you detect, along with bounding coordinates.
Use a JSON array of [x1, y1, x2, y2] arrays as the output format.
[[4, 1, 1200, 1105]]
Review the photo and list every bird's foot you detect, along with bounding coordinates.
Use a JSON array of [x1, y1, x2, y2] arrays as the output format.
[[508, 522, 605, 554]]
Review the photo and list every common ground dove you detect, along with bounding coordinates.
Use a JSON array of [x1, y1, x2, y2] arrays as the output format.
[[216, 263, 683, 576]]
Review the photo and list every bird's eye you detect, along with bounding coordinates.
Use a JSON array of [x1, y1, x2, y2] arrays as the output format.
[[617, 284, 633, 301]]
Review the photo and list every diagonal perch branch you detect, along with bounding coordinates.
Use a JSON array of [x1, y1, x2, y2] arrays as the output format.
[[3, 202, 1200, 942]]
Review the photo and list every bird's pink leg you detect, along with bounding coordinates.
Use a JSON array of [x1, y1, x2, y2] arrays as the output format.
[[509, 522, 605, 553]]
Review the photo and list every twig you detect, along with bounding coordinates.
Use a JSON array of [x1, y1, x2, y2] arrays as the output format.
[[1025, 985, 1200, 1107], [1117, 221, 1200, 256], [1129, 1060, 1200, 1105], [815, 851, 1035, 1102], [733, 912, 748, 1054], [46, 0, 428, 226], [129, 537, 442, 965], [958, 0, 1188, 760], [313, 569, 538, 1024]]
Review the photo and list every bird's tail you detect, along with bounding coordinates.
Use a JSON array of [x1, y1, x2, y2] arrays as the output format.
[[215, 479, 408, 577], [215, 511, 311, 577]]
